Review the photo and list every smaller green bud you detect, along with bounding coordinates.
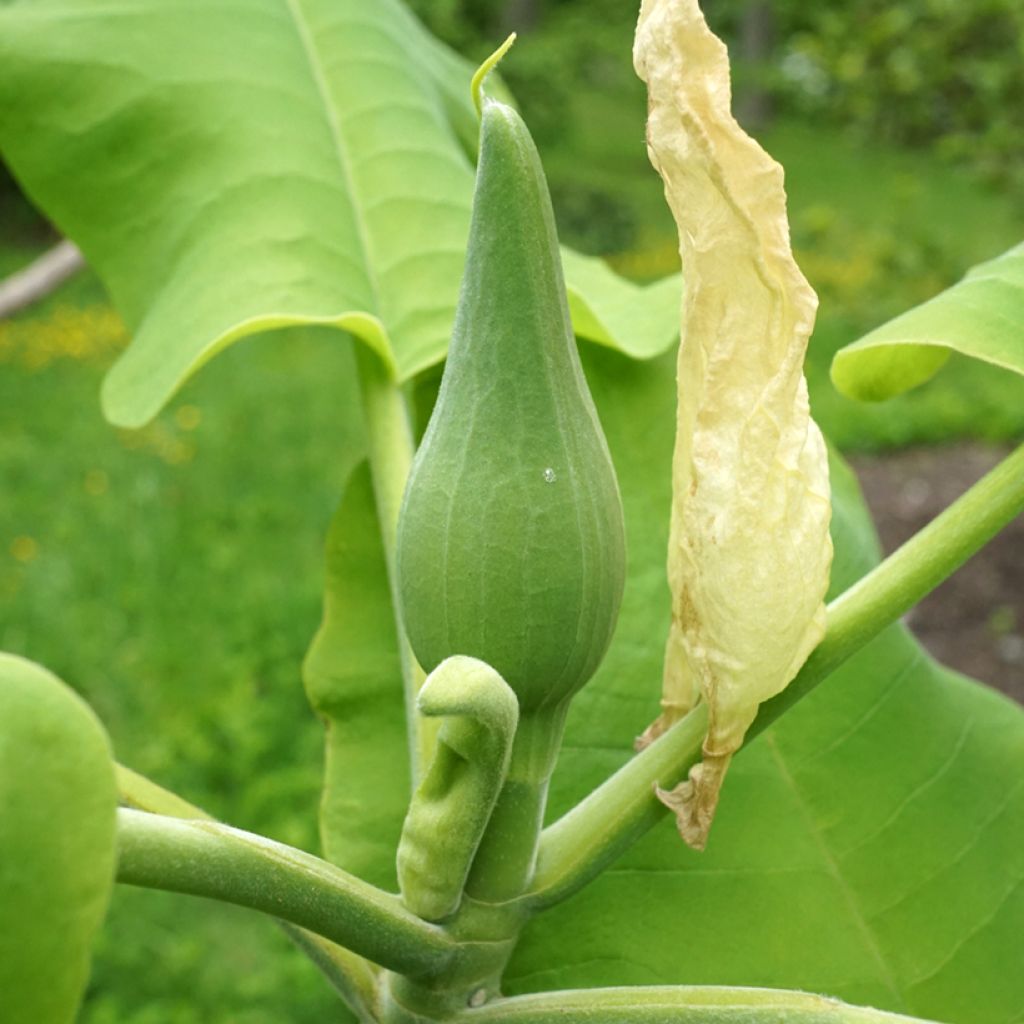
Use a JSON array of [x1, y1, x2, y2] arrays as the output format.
[[397, 656, 518, 921]]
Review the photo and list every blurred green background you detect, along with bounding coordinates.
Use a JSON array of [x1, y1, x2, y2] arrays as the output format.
[[1, 0, 1022, 1020]]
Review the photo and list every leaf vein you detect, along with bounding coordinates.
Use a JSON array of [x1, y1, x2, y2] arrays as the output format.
[[766, 733, 907, 1009], [283, 0, 381, 320], [837, 715, 972, 859]]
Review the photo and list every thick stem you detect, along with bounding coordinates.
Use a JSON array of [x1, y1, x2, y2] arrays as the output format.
[[464, 706, 568, 904], [382, 895, 527, 1023], [456, 985, 940, 1023], [354, 344, 434, 783], [119, 753, 381, 1016], [116, 809, 456, 978], [529, 442, 1024, 909]]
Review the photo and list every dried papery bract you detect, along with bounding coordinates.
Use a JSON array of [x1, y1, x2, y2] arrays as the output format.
[[634, 0, 832, 849]]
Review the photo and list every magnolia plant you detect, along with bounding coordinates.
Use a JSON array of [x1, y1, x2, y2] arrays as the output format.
[[1, 0, 1023, 1022]]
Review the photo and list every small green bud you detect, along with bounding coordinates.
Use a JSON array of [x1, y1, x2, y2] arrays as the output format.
[[397, 656, 518, 921]]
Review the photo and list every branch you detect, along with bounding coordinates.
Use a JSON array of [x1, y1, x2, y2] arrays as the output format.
[[117, 768, 381, 1018], [529, 442, 1024, 909], [116, 809, 456, 978], [118, 765, 390, 1017], [0, 240, 84, 318], [457, 986, 940, 1023]]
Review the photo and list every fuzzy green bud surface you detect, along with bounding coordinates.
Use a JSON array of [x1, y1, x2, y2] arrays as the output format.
[[396, 98, 626, 713]]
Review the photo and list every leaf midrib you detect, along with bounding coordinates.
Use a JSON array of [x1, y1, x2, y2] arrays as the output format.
[[765, 731, 907, 1010], [283, 0, 382, 321]]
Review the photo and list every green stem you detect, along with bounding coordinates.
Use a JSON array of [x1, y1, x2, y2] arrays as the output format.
[[529, 442, 1024, 910], [118, 763, 429, 1012], [354, 344, 433, 783], [455, 985, 940, 1023], [465, 706, 568, 903], [116, 808, 456, 978], [528, 702, 707, 909], [118, 762, 382, 1016]]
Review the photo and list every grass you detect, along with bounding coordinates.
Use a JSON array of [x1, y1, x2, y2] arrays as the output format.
[[1, 82, 1022, 1021]]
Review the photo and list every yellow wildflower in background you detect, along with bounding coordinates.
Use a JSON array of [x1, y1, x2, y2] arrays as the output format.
[[174, 405, 202, 431], [118, 420, 196, 466], [83, 470, 110, 497], [0, 303, 126, 370], [10, 536, 38, 564]]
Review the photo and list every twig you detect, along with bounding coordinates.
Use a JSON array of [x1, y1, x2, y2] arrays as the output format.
[[0, 239, 85, 318]]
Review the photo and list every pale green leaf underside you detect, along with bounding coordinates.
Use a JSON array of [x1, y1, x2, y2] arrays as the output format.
[[0, 0, 680, 428], [832, 241, 1024, 401], [303, 460, 409, 893]]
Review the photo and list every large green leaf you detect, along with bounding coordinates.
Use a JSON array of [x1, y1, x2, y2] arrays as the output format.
[[0, 0, 679, 428], [0, 652, 118, 1023], [505, 347, 1024, 1024], [832, 241, 1024, 401]]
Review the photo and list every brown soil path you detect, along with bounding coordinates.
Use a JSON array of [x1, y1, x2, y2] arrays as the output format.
[[850, 443, 1023, 703]]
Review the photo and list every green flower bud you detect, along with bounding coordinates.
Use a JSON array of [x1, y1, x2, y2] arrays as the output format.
[[396, 96, 626, 713]]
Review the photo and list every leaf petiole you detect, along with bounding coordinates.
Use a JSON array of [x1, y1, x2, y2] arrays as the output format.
[[115, 764, 379, 1021], [115, 809, 457, 977]]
